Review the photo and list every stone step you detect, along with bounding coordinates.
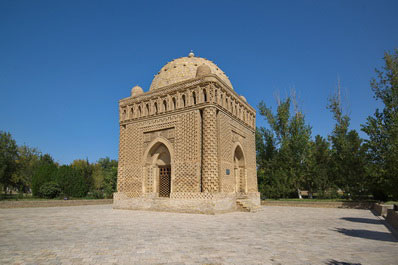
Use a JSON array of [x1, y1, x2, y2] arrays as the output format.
[[236, 199, 261, 212]]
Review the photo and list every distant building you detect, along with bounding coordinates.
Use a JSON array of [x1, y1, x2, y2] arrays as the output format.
[[113, 52, 260, 213]]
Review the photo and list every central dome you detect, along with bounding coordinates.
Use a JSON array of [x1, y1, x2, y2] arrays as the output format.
[[149, 52, 233, 91]]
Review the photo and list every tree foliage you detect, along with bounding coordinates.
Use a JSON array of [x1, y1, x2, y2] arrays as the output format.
[[0, 129, 119, 199], [327, 82, 367, 198], [362, 49, 398, 200], [39, 181, 61, 199], [31, 154, 58, 197], [257, 96, 312, 198], [56, 165, 89, 197], [98, 157, 118, 198], [257, 81, 370, 199], [13, 145, 41, 193], [307, 135, 331, 198], [0, 131, 19, 193], [71, 159, 93, 195]]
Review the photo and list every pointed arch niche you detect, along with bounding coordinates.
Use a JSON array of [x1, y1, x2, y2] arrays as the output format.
[[233, 143, 247, 194], [143, 138, 174, 197]]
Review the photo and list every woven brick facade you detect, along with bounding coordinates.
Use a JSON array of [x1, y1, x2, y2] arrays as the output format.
[[114, 52, 260, 213], [202, 107, 219, 192]]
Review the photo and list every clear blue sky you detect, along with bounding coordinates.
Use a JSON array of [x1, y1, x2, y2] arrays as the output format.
[[1, 0, 397, 165]]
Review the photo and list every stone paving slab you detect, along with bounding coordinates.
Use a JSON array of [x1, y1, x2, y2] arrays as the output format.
[[0, 205, 397, 265]]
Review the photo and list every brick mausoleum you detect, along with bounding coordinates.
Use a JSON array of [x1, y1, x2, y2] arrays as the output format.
[[113, 52, 260, 214]]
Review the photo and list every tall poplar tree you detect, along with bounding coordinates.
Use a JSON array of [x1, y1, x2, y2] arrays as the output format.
[[328, 81, 367, 198], [257, 95, 312, 198], [362, 49, 398, 200]]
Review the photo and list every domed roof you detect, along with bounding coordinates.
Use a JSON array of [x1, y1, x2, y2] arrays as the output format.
[[149, 52, 233, 91], [131, 85, 144, 97]]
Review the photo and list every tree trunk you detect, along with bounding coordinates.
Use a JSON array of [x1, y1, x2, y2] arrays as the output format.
[[297, 188, 303, 199]]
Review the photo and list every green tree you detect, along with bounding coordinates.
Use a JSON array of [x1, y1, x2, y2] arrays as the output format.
[[98, 157, 118, 171], [306, 135, 332, 198], [103, 168, 117, 198], [31, 154, 58, 197], [328, 81, 367, 198], [257, 95, 312, 199], [39, 181, 61, 199], [98, 157, 118, 198], [257, 99, 293, 198], [362, 49, 398, 200], [12, 145, 41, 193], [56, 165, 89, 197], [91, 163, 105, 191], [71, 159, 93, 192], [256, 127, 277, 194], [0, 131, 19, 194], [287, 109, 312, 198]]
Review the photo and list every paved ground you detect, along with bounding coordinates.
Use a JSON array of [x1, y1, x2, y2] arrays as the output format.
[[0, 205, 397, 265]]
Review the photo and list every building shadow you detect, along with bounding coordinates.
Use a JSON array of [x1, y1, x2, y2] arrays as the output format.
[[340, 201, 373, 209], [340, 217, 383, 225], [325, 259, 361, 265], [334, 228, 398, 242], [341, 214, 398, 239]]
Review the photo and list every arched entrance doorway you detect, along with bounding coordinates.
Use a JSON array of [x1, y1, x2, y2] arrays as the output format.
[[234, 144, 246, 193], [146, 141, 172, 197]]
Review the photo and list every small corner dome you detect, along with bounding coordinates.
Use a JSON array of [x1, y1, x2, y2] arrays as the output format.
[[131, 85, 144, 97], [240, 95, 247, 102], [196, 64, 211, 77]]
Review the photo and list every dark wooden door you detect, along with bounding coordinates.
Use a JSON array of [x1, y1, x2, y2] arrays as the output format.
[[159, 166, 171, 197]]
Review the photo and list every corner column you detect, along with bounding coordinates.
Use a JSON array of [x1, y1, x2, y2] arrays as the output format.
[[202, 106, 219, 192]]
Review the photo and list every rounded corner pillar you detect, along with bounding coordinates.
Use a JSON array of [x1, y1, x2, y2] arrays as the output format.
[[201, 106, 219, 193]]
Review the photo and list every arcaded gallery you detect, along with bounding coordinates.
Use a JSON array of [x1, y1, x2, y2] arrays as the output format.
[[113, 52, 260, 213]]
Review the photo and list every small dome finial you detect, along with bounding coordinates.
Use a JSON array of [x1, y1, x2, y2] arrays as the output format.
[[131, 85, 144, 97], [188, 50, 194, 57]]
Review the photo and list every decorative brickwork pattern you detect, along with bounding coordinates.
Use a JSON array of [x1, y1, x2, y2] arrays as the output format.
[[218, 112, 235, 193], [173, 162, 201, 192], [117, 124, 143, 197], [145, 166, 153, 193], [175, 111, 201, 163], [172, 110, 201, 192], [202, 107, 219, 192], [230, 118, 257, 193], [119, 165, 143, 197], [246, 130, 258, 192], [170, 192, 231, 200], [219, 112, 232, 160]]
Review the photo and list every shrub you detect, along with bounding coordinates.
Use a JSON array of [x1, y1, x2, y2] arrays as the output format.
[[39, 181, 61, 199], [56, 165, 89, 197], [31, 162, 58, 197], [90, 190, 104, 199]]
